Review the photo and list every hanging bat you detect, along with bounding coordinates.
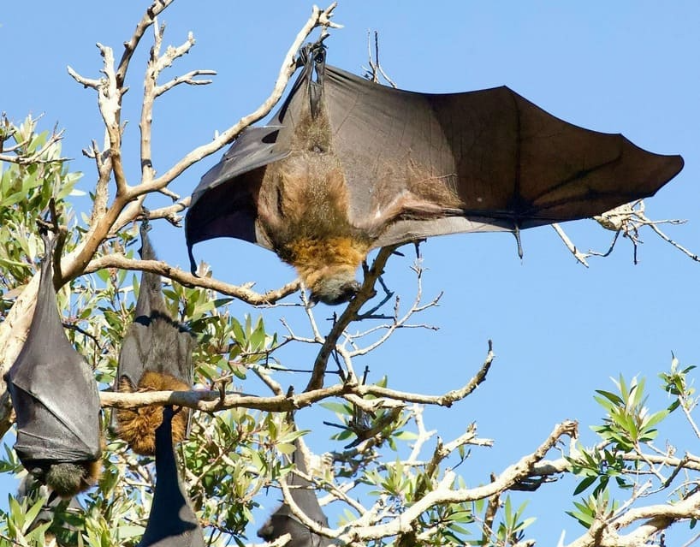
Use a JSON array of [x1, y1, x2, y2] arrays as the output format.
[[4, 231, 102, 497], [185, 44, 684, 305], [258, 439, 332, 547], [138, 406, 204, 547], [113, 222, 196, 456], [16, 474, 85, 544]]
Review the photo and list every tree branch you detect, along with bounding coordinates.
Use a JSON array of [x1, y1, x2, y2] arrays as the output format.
[[84, 254, 299, 305]]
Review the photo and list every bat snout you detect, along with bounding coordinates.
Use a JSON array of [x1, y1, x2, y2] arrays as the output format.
[[309, 277, 361, 306]]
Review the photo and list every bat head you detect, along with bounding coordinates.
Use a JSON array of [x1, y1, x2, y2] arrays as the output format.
[[28, 459, 102, 499], [308, 274, 361, 306]]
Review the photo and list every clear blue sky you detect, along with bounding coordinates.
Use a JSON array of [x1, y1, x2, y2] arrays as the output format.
[[1, 1, 699, 544]]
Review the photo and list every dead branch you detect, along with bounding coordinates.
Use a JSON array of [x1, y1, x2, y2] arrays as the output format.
[[305, 245, 399, 391], [84, 254, 299, 305], [127, 2, 341, 199], [553, 200, 700, 267]]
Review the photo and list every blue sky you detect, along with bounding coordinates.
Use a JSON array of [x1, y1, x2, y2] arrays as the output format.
[[2, 1, 699, 544]]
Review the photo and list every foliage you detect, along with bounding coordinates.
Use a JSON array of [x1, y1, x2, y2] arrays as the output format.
[[1, 5, 699, 546]]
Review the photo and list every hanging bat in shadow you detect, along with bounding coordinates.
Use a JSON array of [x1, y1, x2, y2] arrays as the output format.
[[138, 406, 204, 547], [16, 474, 83, 539], [258, 439, 332, 547], [5, 231, 102, 497], [186, 44, 684, 305], [113, 222, 196, 456]]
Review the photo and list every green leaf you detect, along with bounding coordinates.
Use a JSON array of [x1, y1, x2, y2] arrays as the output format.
[[573, 475, 597, 496]]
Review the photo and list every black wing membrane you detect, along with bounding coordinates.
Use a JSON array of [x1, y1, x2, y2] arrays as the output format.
[[115, 224, 194, 393], [258, 439, 332, 547], [138, 407, 204, 547], [321, 65, 684, 248], [5, 232, 101, 466], [111, 223, 195, 455]]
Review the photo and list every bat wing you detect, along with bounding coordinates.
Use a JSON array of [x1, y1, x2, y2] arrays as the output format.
[[138, 407, 204, 547], [5, 234, 101, 463], [185, 56, 320, 273], [185, 127, 290, 271], [258, 439, 331, 547], [320, 65, 684, 248]]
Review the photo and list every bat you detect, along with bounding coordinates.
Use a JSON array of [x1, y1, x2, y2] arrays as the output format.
[[113, 222, 196, 456], [17, 474, 83, 538], [4, 231, 102, 498], [257, 439, 332, 547], [138, 406, 204, 547], [185, 44, 684, 305]]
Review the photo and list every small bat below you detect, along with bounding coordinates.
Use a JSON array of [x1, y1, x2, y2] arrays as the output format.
[[138, 406, 204, 547], [258, 439, 332, 547], [186, 44, 683, 305], [113, 222, 196, 455], [5, 231, 102, 498]]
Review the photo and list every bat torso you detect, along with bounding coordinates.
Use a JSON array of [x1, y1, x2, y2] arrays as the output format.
[[257, 98, 372, 304]]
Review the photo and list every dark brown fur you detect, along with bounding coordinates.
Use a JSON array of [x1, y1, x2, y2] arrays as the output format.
[[45, 458, 102, 498], [116, 371, 189, 456]]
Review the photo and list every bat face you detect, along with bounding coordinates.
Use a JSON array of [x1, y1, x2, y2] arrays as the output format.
[[186, 45, 684, 305], [257, 439, 332, 547], [138, 407, 204, 547], [5, 233, 102, 497], [113, 225, 195, 455]]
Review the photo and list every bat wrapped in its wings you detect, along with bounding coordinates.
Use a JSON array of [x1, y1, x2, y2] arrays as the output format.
[[186, 44, 684, 305], [5, 231, 102, 497], [138, 406, 204, 547], [258, 439, 332, 547], [113, 223, 196, 455]]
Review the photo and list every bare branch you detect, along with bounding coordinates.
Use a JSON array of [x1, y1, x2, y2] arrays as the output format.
[[306, 245, 399, 391], [84, 253, 299, 305], [360, 340, 495, 406], [0, 129, 68, 165], [116, 0, 174, 87], [343, 421, 578, 542], [128, 2, 341, 198], [551, 223, 590, 267], [155, 69, 216, 96]]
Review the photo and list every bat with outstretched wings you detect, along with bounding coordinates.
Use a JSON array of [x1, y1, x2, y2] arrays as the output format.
[[186, 44, 683, 305], [5, 231, 102, 498]]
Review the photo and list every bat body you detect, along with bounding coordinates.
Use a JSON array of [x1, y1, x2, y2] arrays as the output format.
[[186, 45, 684, 305], [258, 439, 332, 547], [114, 224, 195, 455], [138, 406, 204, 547], [5, 233, 102, 497]]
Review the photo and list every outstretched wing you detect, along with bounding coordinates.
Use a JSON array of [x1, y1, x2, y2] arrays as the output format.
[[319, 65, 684, 248]]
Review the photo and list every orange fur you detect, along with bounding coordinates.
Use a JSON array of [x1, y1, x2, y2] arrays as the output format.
[[286, 236, 369, 293], [116, 371, 190, 456]]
